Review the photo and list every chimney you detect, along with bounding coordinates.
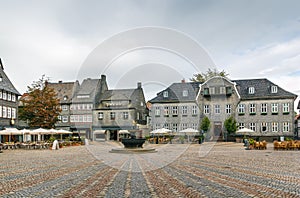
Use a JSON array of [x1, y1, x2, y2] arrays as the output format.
[[181, 79, 185, 83], [58, 80, 63, 83], [137, 82, 142, 89], [100, 74, 107, 94], [101, 75, 106, 82]]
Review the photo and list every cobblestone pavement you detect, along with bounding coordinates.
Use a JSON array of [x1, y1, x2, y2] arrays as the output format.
[[0, 142, 299, 198]]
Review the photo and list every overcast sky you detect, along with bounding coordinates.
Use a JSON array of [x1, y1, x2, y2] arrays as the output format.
[[0, 0, 299, 108]]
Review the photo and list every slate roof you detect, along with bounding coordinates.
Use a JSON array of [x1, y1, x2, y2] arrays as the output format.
[[233, 78, 297, 100], [72, 78, 100, 103], [99, 88, 144, 108], [48, 81, 78, 103], [149, 82, 201, 103], [0, 59, 20, 95]]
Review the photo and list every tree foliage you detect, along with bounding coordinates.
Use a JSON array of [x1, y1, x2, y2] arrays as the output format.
[[224, 116, 237, 134], [200, 116, 211, 132], [19, 75, 61, 129], [190, 68, 229, 82]]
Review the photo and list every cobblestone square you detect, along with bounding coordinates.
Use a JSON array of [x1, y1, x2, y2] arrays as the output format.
[[0, 142, 299, 198]]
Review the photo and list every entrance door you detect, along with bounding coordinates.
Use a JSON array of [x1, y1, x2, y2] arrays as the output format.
[[109, 130, 118, 141], [214, 122, 223, 141]]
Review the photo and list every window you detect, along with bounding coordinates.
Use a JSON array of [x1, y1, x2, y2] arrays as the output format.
[[215, 104, 220, 114], [272, 122, 278, 132], [0, 91, 2, 99], [3, 92, 6, 100], [220, 87, 226, 94], [182, 106, 188, 115], [155, 107, 160, 116], [271, 86, 278, 93], [283, 122, 289, 132], [181, 123, 188, 130], [57, 115, 62, 123], [98, 112, 104, 120], [172, 106, 178, 116], [163, 123, 169, 129], [183, 90, 188, 97], [225, 104, 231, 114], [163, 91, 168, 98], [249, 104, 256, 114], [62, 116, 68, 123], [209, 87, 215, 95], [261, 103, 267, 114], [110, 112, 116, 120], [261, 122, 268, 133], [123, 112, 129, 120], [12, 94, 16, 102], [7, 107, 11, 118], [79, 115, 83, 122], [239, 123, 245, 130], [83, 115, 87, 122], [62, 105, 68, 111], [204, 105, 210, 114], [192, 106, 198, 115], [282, 103, 289, 113], [191, 123, 198, 130], [155, 123, 161, 130], [7, 93, 11, 101], [172, 123, 178, 132], [238, 104, 245, 114], [2, 106, 6, 118], [164, 106, 169, 116], [203, 88, 209, 95], [0, 106, 2, 117], [271, 103, 278, 114], [248, 87, 255, 94], [87, 115, 92, 122], [249, 123, 256, 131]]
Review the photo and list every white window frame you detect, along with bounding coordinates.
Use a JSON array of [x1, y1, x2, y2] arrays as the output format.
[[164, 106, 169, 116], [110, 112, 116, 120], [249, 87, 255, 94], [261, 103, 267, 114], [7, 107, 11, 118], [249, 123, 256, 131], [239, 123, 245, 130], [12, 94, 16, 102], [155, 106, 160, 116], [282, 103, 289, 113], [272, 122, 278, 132], [204, 105, 210, 114], [271, 86, 278, 93], [62, 116, 68, 123], [238, 104, 245, 114], [283, 122, 289, 132], [181, 123, 188, 130], [172, 106, 178, 115], [163, 123, 169, 129], [261, 122, 268, 133], [182, 106, 188, 115], [0, 91, 2, 99], [7, 93, 11, 101], [62, 105, 68, 111], [220, 87, 226, 94], [271, 103, 278, 113], [0, 106, 2, 117], [182, 90, 188, 97], [2, 106, 6, 118], [191, 123, 198, 130], [226, 104, 231, 114], [192, 105, 198, 115], [123, 112, 129, 120], [249, 104, 256, 114], [163, 91, 168, 98], [3, 92, 6, 100], [215, 104, 220, 114]]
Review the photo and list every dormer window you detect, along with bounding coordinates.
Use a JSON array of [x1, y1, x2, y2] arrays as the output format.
[[271, 86, 278, 93], [183, 90, 188, 97], [163, 91, 168, 98], [248, 87, 255, 94]]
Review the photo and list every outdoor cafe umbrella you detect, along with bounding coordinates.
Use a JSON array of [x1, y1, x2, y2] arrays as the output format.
[[20, 129, 31, 142], [31, 128, 52, 141], [150, 128, 172, 135], [56, 129, 72, 140], [235, 128, 255, 136], [0, 128, 22, 142], [179, 128, 199, 142]]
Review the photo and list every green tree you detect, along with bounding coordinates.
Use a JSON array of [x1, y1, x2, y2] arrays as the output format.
[[200, 116, 211, 132], [190, 68, 229, 82], [224, 116, 237, 135], [19, 75, 61, 129]]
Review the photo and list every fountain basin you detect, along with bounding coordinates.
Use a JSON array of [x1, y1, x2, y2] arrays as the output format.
[[121, 138, 146, 148]]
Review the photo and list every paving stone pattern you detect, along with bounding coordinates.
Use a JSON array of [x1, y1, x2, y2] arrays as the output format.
[[0, 142, 299, 198]]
